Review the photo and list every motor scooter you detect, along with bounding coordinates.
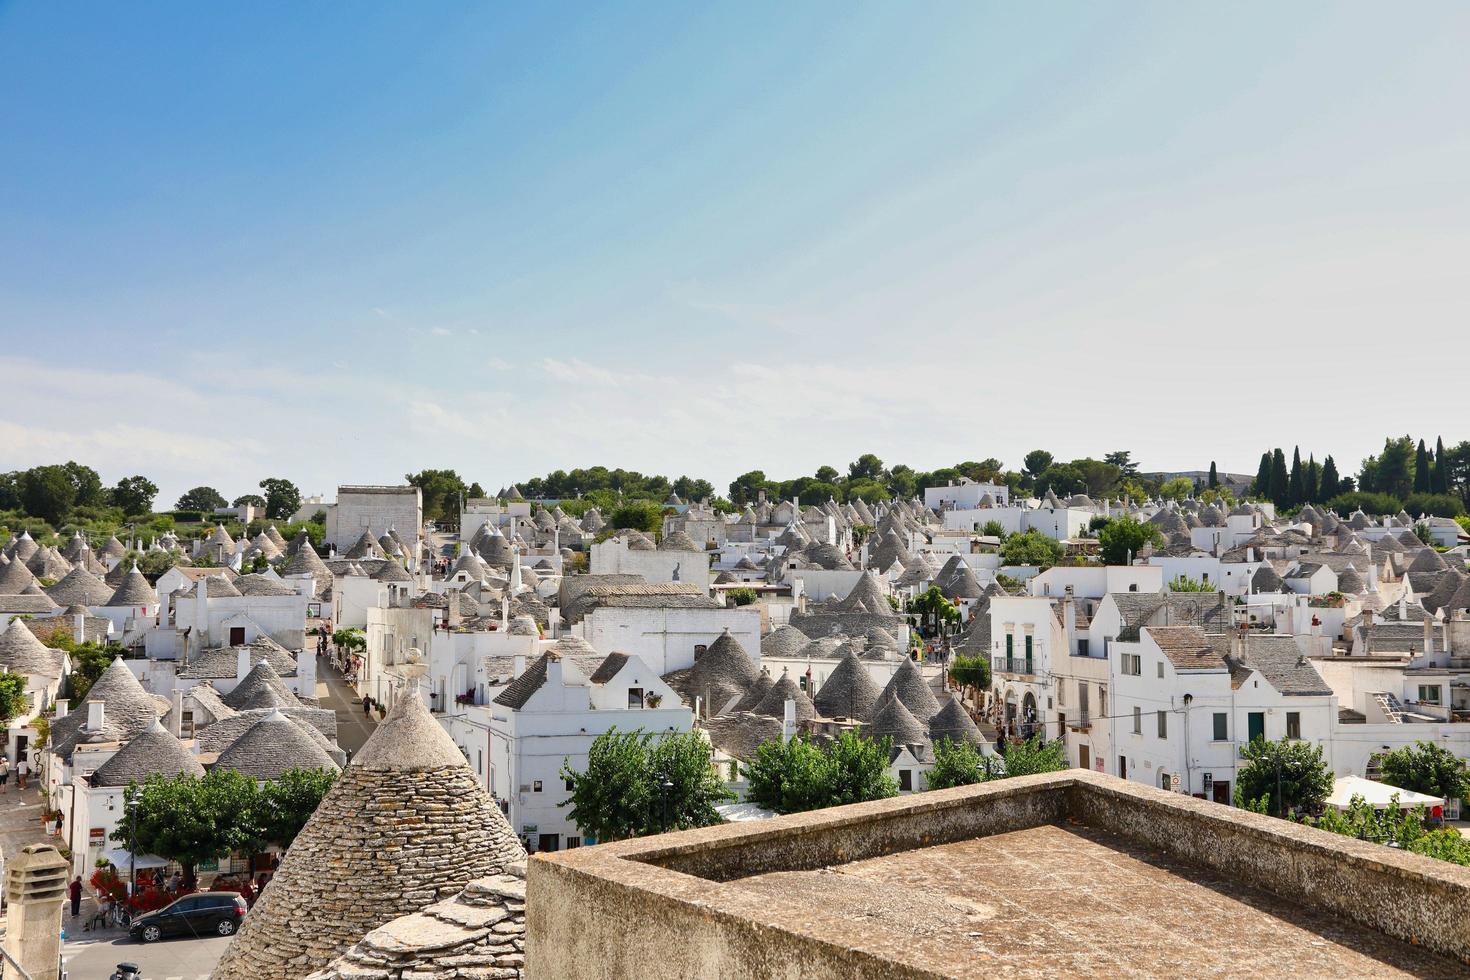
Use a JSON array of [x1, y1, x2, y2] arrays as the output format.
[[110, 963, 142, 980]]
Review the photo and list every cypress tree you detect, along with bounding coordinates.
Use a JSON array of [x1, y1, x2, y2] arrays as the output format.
[[1320, 455, 1340, 500], [1208, 462, 1219, 488], [1269, 449, 1290, 508], [1288, 447, 1305, 506], [1432, 436, 1448, 494], [1253, 452, 1272, 498], [1305, 455, 1320, 503], [1414, 439, 1431, 494]]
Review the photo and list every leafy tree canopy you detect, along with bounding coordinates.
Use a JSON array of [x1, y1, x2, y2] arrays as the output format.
[[111, 475, 159, 517], [1097, 515, 1164, 566], [1376, 740, 1470, 802], [745, 731, 897, 815], [999, 530, 1064, 569], [176, 486, 227, 512], [1236, 737, 1333, 817], [560, 728, 732, 841]]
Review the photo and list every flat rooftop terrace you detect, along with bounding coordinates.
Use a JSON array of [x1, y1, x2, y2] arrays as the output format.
[[528, 771, 1470, 978], [731, 824, 1458, 977]]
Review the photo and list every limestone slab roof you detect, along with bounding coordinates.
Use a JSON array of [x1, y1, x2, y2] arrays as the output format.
[[180, 638, 299, 681], [875, 657, 940, 722], [0, 617, 66, 678], [50, 658, 169, 758], [813, 652, 882, 722], [214, 709, 341, 780], [222, 659, 304, 709], [91, 720, 206, 787], [1146, 626, 1225, 670]]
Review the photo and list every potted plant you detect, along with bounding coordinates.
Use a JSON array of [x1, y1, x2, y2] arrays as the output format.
[[644, 692, 663, 709]]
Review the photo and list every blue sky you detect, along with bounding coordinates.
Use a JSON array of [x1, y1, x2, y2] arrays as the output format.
[[2, 3, 1467, 505]]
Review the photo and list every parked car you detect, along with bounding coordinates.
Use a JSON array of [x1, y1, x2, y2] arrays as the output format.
[[128, 891, 246, 943]]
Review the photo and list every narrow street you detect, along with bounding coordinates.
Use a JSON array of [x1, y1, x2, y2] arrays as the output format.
[[317, 653, 379, 756]]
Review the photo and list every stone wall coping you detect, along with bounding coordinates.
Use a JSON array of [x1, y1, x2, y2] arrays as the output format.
[[529, 769, 1470, 976]]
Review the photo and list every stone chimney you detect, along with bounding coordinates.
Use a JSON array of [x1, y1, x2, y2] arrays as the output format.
[[237, 646, 252, 682], [171, 688, 185, 738], [72, 611, 86, 645], [545, 653, 563, 691], [86, 700, 104, 734], [1424, 616, 1435, 659], [3, 844, 69, 980], [53, 700, 67, 721], [781, 698, 796, 744], [1062, 585, 1077, 651]]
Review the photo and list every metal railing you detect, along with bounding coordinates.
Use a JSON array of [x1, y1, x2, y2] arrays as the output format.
[[993, 656, 1035, 676]]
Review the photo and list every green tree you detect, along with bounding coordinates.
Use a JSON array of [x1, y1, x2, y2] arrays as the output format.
[[1403, 493, 1465, 518], [1319, 455, 1341, 500], [910, 585, 961, 636], [798, 481, 841, 506], [745, 731, 897, 815], [1361, 436, 1415, 500], [1158, 477, 1194, 502], [847, 454, 885, 482], [1251, 452, 1272, 498], [1022, 450, 1054, 481], [19, 465, 77, 524], [608, 500, 664, 533], [560, 728, 731, 841], [1000, 530, 1064, 569], [1305, 455, 1320, 503], [1103, 450, 1139, 478], [1432, 436, 1449, 495], [979, 519, 1006, 540], [1097, 516, 1164, 566], [926, 738, 989, 790], [1414, 439, 1432, 494], [813, 465, 840, 484], [333, 627, 366, 653], [1376, 741, 1470, 802], [115, 770, 262, 889], [0, 674, 28, 722], [232, 493, 267, 508], [1269, 449, 1289, 509], [728, 470, 772, 507], [405, 469, 468, 525], [1207, 462, 1218, 488], [1167, 575, 1215, 593], [258, 477, 303, 522], [947, 655, 991, 710], [111, 476, 159, 517], [63, 461, 106, 508], [997, 735, 1067, 778], [256, 768, 339, 848], [726, 587, 757, 606], [176, 486, 227, 512], [1288, 447, 1305, 506], [1236, 737, 1333, 818]]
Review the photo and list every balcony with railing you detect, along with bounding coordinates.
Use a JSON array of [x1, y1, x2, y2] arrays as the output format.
[[994, 655, 1037, 677]]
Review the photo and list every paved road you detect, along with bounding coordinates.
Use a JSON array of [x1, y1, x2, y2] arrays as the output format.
[[318, 655, 378, 755], [64, 929, 229, 980]]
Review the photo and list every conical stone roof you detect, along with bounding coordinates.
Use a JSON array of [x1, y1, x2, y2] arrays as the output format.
[[752, 670, 817, 722], [44, 567, 113, 606], [0, 558, 37, 594], [929, 698, 984, 747], [836, 571, 897, 617], [106, 564, 157, 607], [92, 720, 206, 786], [215, 709, 341, 780], [813, 653, 882, 721], [732, 669, 774, 713], [213, 692, 525, 980], [868, 694, 929, 748], [760, 625, 809, 660], [690, 629, 759, 698], [876, 658, 941, 722], [0, 618, 65, 678], [223, 660, 302, 711]]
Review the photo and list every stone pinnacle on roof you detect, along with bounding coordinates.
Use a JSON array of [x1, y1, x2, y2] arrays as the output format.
[[213, 691, 525, 980]]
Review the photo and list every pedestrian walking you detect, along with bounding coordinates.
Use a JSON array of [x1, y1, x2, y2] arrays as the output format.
[[362, 694, 373, 717], [0, 755, 10, 793], [69, 876, 82, 918], [17, 757, 28, 790]]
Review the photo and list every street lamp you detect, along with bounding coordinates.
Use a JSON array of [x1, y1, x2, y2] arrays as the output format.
[[659, 774, 674, 834], [125, 786, 140, 903]]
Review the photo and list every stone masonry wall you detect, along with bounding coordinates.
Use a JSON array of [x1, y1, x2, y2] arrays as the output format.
[[306, 863, 527, 980], [214, 764, 523, 980]]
